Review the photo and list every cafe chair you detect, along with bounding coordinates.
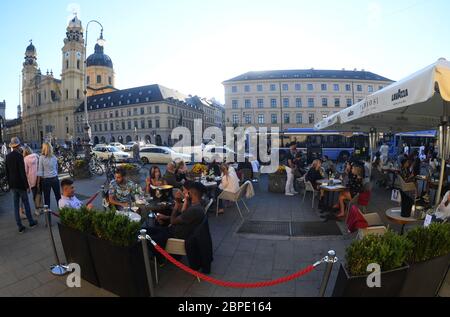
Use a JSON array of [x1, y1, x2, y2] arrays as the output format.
[[204, 198, 214, 215], [302, 180, 319, 209], [216, 182, 250, 219], [395, 175, 418, 203]]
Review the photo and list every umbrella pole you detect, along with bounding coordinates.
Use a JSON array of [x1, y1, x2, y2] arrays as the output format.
[[436, 122, 449, 206]]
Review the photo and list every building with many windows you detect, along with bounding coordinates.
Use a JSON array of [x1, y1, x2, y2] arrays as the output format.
[[8, 15, 224, 148], [223, 69, 393, 130]]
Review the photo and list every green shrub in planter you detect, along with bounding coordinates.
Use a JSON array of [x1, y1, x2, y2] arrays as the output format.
[[333, 231, 412, 297], [58, 207, 99, 286], [91, 211, 141, 247], [346, 230, 412, 276], [400, 223, 450, 297], [406, 223, 450, 263]]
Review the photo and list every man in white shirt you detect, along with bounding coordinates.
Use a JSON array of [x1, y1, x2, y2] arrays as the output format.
[[58, 179, 93, 210]]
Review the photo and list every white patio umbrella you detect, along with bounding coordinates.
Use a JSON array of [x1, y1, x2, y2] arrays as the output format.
[[316, 58, 450, 204]]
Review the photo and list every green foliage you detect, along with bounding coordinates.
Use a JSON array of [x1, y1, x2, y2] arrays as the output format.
[[91, 211, 141, 247], [405, 223, 450, 263], [59, 207, 141, 247], [346, 230, 413, 276], [60, 206, 94, 233]]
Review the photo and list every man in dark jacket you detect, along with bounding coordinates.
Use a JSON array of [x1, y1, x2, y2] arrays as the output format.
[[163, 162, 183, 188], [5, 137, 37, 233]]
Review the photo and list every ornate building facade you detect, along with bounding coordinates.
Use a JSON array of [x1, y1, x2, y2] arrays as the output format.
[[6, 15, 224, 148]]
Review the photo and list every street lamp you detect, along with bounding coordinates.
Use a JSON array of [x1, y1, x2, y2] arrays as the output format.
[[83, 20, 105, 160], [0, 115, 4, 144]]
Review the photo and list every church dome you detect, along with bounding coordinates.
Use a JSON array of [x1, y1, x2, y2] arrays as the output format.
[[26, 41, 36, 53], [86, 44, 113, 68], [68, 15, 82, 29]]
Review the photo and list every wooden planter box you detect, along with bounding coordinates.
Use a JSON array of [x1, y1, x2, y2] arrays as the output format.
[[88, 235, 149, 297], [57, 223, 100, 287], [332, 263, 409, 297], [400, 254, 450, 297], [268, 173, 287, 193]]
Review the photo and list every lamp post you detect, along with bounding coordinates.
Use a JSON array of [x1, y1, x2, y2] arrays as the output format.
[[0, 115, 4, 144], [83, 20, 105, 160]]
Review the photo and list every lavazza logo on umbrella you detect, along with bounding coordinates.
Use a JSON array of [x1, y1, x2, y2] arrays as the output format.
[[392, 88, 409, 102]]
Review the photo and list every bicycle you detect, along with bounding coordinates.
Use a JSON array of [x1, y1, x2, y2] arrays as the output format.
[[89, 153, 105, 176], [104, 154, 117, 183]]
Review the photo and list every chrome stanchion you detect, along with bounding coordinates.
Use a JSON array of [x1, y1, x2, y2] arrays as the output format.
[[44, 205, 68, 276], [318, 250, 338, 297], [139, 229, 155, 297]]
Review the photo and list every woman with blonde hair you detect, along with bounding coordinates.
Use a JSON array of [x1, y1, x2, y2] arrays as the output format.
[[217, 163, 240, 214], [23, 146, 41, 216], [37, 142, 61, 215]]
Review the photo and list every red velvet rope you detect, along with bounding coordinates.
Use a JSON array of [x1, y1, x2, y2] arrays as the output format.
[[152, 242, 316, 288], [50, 211, 60, 218]]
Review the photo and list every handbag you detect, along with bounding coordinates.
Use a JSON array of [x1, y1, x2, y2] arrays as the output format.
[[391, 189, 401, 203]]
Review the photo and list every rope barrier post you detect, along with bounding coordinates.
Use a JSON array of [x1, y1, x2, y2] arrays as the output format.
[[139, 229, 155, 297], [44, 205, 68, 276], [318, 250, 338, 297]]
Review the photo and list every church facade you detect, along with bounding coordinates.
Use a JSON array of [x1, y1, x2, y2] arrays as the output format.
[[7, 16, 224, 148]]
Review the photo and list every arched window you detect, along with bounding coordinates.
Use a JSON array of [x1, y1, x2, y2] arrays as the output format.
[[77, 60, 80, 69], [66, 90, 69, 100], [108, 77, 112, 85], [76, 89, 80, 99], [66, 60, 69, 69], [93, 136, 99, 145], [97, 75, 101, 84], [87, 76, 90, 84], [126, 135, 132, 143]]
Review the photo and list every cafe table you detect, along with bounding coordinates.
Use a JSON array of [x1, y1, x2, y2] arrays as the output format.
[[385, 207, 422, 235], [116, 209, 142, 223], [318, 182, 347, 212]]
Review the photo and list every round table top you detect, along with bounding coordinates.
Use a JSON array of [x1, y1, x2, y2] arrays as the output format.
[[201, 181, 218, 187], [316, 179, 342, 185], [151, 185, 174, 191], [385, 208, 421, 225], [320, 184, 347, 192], [116, 210, 141, 222]]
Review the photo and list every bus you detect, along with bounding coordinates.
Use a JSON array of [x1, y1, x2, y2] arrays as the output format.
[[282, 128, 369, 162], [384, 130, 437, 158]]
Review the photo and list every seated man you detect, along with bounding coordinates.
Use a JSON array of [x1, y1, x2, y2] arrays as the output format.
[[163, 162, 183, 188], [321, 155, 336, 175], [108, 167, 143, 210], [145, 181, 206, 254], [58, 179, 93, 210]]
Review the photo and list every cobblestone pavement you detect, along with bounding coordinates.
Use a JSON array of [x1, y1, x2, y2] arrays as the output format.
[[0, 167, 448, 297]]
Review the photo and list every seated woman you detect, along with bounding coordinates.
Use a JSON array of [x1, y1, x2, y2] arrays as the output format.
[[330, 165, 364, 220], [237, 158, 254, 181], [155, 189, 184, 226], [145, 166, 167, 200], [305, 159, 324, 190], [175, 160, 189, 182], [217, 163, 240, 215]]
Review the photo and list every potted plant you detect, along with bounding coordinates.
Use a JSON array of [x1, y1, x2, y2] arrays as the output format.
[[72, 160, 91, 179], [118, 163, 141, 184], [58, 207, 100, 287], [189, 163, 208, 179], [268, 166, 287, 193], [400, 223, 450, 297], [333, 231, 412, 297], [88, 211, 150, 297]]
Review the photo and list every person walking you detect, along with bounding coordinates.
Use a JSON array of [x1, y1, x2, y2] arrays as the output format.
[[37, 142, 61, 219], [1, 142, 8, 158], [23, 146, 41, 217], [285, 143, 299, 196], [5, 137, 38, 233]]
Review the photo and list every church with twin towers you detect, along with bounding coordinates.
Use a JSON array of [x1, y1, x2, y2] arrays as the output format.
[[7, 15, 224, 148]]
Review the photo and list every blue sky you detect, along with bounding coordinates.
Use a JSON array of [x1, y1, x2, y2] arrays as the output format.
[[0, 0, 449, 118]]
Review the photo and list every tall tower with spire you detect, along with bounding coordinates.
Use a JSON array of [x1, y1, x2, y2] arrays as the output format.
[[21, 40, 38, 117], [61, 15, 85, 102]]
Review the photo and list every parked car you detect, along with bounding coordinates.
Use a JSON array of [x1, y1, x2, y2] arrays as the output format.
[[92, 146, 131, 162], [109, 142, 125, 151], [140, 146, 191, 164], [124, 141, 149, 152], [203, 146, 254, 163]]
